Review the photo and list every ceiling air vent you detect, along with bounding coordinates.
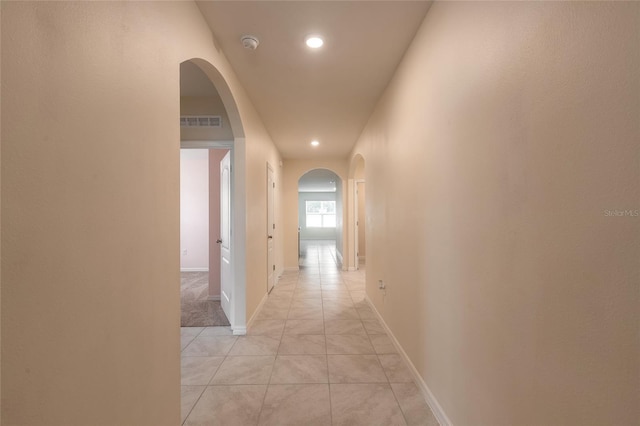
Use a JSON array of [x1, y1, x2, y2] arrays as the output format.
[[180, 115, 222, 128]]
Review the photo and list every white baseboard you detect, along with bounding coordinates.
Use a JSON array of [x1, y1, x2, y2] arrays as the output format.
[[180, 268, 209, 272], [207, 295, 221, 301], [231, 326, 246, 336], [284, 266, 300, 271], [347, 266, 357, 272], [246, 291, 269, 332], [365, 295, 453, 426]]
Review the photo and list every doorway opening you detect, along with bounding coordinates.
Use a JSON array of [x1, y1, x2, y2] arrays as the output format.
[[178, 59, 247, 335], [353, 156, 366, 271], [267, 163, 276, 293], [179, 58, 249, 424], [297, 169, 343, 270], [180, 147, 231, 327]]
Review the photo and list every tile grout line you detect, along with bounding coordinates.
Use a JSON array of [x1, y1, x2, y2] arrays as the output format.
[[257, 268, 297, 425], [184, 243, 380, 424], [389, 378, 412, 425], [320, 269, 335, 425], [327, 248, 338, 425], [181, 384, 206, 425]]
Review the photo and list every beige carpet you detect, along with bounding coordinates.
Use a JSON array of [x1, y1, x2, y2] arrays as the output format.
[[181, 272, 230, 327]]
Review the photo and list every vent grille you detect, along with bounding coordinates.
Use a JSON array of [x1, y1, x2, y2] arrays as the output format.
[[180, 115, 222, 128]]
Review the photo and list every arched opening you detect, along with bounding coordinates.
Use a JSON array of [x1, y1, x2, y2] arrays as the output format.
[[297, 169, 343, 270], [178, 59, 247, 339]]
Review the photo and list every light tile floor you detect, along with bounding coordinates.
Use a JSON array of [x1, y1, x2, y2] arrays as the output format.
[[181, 240, 439, 426]]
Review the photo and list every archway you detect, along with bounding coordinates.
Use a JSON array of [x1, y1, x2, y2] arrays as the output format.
[[297, 169, 344, 269], [179, 58, 247, 335]]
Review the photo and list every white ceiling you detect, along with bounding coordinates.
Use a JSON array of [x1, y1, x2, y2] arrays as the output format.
[[298, 169, 340, 192], [195, 1, 432, 160]]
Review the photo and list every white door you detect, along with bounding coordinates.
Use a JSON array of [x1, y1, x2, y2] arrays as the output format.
[[220, 151, 232, 318], [267, 165, 275, 293], [354, 181, 360, 270], [354, 180, 365, 270]]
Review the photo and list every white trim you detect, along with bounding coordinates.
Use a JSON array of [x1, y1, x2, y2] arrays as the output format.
[[207, 295, 221, 301], [231, 326, 246, 336], [365, 295, 453, 426], [180, 138, 246, 335], [347, 266, 357, 272], [180, 140, 233, 149], [180, 268, 209, 272], [267, 162, 276, 294], [353, 179, 365, 271], [246, 291, 269, 332], [284, 266, 300, 272], [230, 137, 247, 333]]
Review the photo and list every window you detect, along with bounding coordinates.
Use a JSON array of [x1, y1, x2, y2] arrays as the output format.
[[306, 200, 336, 228]]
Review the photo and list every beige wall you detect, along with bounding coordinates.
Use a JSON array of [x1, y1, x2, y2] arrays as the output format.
[[1, 1, 281, 424], [350, 2, 639, 425], [283, 159, 348, 270], [244, 136, 283, 321]]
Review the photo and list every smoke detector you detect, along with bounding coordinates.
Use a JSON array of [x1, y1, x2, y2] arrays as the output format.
[[241, 35, 259, 50]]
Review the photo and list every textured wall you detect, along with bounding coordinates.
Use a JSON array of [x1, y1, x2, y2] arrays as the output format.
[[1, 1, 281, 423], [350, 2, 639, 424]]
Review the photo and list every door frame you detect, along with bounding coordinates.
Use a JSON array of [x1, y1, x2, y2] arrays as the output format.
[[180, 139, 246, 334], [353, 179, 365, 271], [266, 163, 275, 294]]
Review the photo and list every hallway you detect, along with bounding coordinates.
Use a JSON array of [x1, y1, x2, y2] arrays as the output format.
[[180, 241, 438, 425]]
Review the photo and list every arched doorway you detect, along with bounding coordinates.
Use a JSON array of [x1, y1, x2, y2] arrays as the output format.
[[297, 169, 343, 269], [178, 59, 247, 335]]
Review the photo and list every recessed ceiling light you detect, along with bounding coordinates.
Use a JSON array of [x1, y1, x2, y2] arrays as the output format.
[[305, 36, 324, 49], [311, 140, 320, 147]]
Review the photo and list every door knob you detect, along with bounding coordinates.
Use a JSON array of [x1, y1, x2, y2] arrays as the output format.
[[268, 235, 273, 239], [216, 239, 222, 244]]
